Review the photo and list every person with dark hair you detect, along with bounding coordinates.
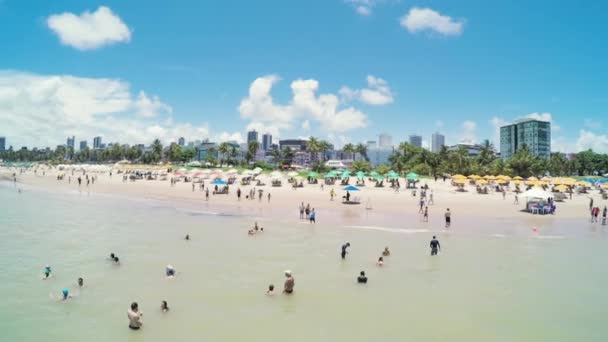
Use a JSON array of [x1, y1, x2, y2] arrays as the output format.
[[430, 236, 441, 256], [128, 302, 143, 330], [161, 301, 169, 312], [341, 243, 350, 259], [357, 271, 368, 284]]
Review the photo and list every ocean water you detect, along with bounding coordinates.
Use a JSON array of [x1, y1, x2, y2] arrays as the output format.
[[0, 182, 607, 341]]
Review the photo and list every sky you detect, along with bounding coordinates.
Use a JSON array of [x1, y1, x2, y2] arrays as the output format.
[[0, 0, 607, 152]]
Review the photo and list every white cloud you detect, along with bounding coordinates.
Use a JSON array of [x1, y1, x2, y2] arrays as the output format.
[[0, 70, 209, 148], [460, 120, 476, 143], [356, 6, 371, 16], [400, 7, 464, 36], [576, 130, 608, 153], [435, 120, 444, 128], [238, 75, 368, 136], [134, 91, 172, 118], [490, 116, 509, 145], [215, 132, 244, 144], [245, 122, 282, 140], [301, 120, 310, 130], [47, 6, 131, 50], [583, 118, 602, 130], [339, 75, 394, 105], [522, 112, 560, 131]]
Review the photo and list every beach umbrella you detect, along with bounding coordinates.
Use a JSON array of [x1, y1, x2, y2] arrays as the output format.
[[173, 172, 183, 177], [370, 171, 379, 177], [521, 188, 553, 199], [453, 179, 466, 185], [541, 176, 552, 181], [343, 185, 360, 191], [527, 176, 539, 181], [452, 174, 466, 179], [374, 175, 384, 182], [554, 185, 569, 192], [287, 171, 298, 177], [387, 172, 399, 180], [186, 161, 201, 167], [355, 171, 366, 179], [226, 168, 238, 174], [211, 179, 227, 185], [476, 179, 488, 185], [406, 172, 419, 180], [513, 176, 523, 180], [307, 171, 319, 178], [601, 183, 608, 189], [341, 171, 351, 179], [468, 174, 481, 179], [497, 175, 511, 181]]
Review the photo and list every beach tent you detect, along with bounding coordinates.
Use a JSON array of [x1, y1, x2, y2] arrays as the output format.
[[211, 179, 227, 185], [343, 185, 360, 191], [521, 188, 553, 199]]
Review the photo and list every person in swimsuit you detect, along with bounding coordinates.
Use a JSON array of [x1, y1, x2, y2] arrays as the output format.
[[113, 257, 120, 265], [166, 265, 176, 278], [185, 234, 190, 240], [382, 247, 390, 256], [309, 209, 316, 223], [357, 271, 368, 284], [266, 284, 275, 296], [376, 256, 384, 267], [128, 302, 143, 330], [341, 242, 351, 259], [43, 265, 52, 279], [161, 301, 169, 312], [430, 236, 440, 256], [444, 209, 451, 228], [77, 277, 84, 288], [283, 270, 295, 294], [423, 206, 429, 222]]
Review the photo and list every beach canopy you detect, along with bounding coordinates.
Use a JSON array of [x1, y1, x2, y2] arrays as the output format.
[[406, 172, 419, 180], [476, 179, 488, 185], [356, 171, 366, 179], [521, 188, 553, 199], [343, 185, 360, 191], [307, 171, 319, 178], [287, 171, 298, 177], [370, 171, 379, 177], [211, 179, 227, 185]]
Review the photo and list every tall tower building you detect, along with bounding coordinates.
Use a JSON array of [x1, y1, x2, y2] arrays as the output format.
[[431, 132, 445, 153], [409, 135, 422, 148], [93, 136, 102, 149], [500, 119, 551, 159], [247, 130, 259, 144], [378, 133, 393, 148], [262, 133, 272, 151]]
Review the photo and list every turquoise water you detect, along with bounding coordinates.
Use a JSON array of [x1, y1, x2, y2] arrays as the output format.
[[0, 182, 607, 341]]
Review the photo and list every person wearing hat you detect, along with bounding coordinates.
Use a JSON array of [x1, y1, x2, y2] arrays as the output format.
[[283, 270, 295, 294]]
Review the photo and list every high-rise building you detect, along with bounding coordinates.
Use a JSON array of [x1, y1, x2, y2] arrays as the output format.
[[378, 133, 393, 148], [79, 140, 88, 150], [366, 140, 377, 150], [431, 132, 445, 153], [93, 136, 102, 149], [178, 137, 185, 146], [500, 119, 551, 160], [409, 135, 422, 148], [247, 130, 258, 144], [66, 136, 75, 150], [0, 136, 5, 152], [262, 133, 272, 151]]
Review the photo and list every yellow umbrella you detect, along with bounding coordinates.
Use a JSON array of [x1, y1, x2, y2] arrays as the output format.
[[554, 185, 568, 192], [452, 174, 466, 179], [541, 176, 551, 181], [468, 174, 481, 179], [476, 179, 488, 185], [513, 176, 523, 180], [602, 183, 608, 189], [483, 175, 495, 180], [453, 179, 466, 185], [496, 175, 511, 180], [527, 176, 538, 181], [512, 180, 522, 185], [577, 181, 591, 187]]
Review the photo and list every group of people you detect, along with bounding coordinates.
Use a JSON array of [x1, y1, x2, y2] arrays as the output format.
[[299, 202, 316, 223]]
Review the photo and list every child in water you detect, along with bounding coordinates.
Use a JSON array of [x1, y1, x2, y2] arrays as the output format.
[[43, 265, 52, 279], [266, 284, 275, 296], [376, 257, 384, 267]]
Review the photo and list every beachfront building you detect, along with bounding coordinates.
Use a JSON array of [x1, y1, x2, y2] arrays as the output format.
[[247, 130, 258, 143], [79, 140, 87, 150], [279, 139, 307, 151], [178, 137, 185, 146], [500, 119, 551, 160], [368, 147, 394, 167], [197, 141, 218, 161], [409, 135, 422, 148], [447, 143, 485, 157], [262, 133, 272, 151], [0, 137, 5, 152], [66, 136, 75, 150], [366, 140, 377, 150], [378, 133, 393, 148], [431, 132, 445, 153], [93, 136, 102, 149]]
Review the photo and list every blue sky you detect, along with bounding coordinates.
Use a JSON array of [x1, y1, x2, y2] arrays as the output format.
[[0, 0, 607, 152]]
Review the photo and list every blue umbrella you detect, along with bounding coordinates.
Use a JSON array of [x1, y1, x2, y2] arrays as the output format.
[[211, 179, 227, 185], [343, 185, 360, 191]]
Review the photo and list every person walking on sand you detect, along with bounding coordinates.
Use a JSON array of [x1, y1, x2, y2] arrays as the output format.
[[444, 209, 451, 228], [430, 236, 441, 256], [309, 209, 316, 223], [428, 191, 434, 205], [299, 202, 305, 219], [330, 188, 336, 201], [237, 188, 241, 201], [205, 188, 210, 201], [268, 192, 271, 202], [602, 206, 607, 225], [423, 206, 429, 222], [514, 194, 519, 205]]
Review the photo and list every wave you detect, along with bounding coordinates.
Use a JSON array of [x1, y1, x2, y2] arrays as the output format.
[[344, 225, 429, 234]]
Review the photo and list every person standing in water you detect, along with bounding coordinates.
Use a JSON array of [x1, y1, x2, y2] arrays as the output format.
[[77, 277, 84, 288], [430, 236, 441, 256], [161, 301, 169, 312], [309, 208, 316, 223], [341, 242, 351, 259], [357, 271, 368, 284], [43, 265, 52, 279], [128, 302, 143, 330], [444, 209, 451, 228], [283, 270, 295, 294], [266, 284, 275, 296]]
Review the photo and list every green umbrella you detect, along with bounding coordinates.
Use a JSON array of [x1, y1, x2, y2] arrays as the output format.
[[324, 171, 336, 178], [356, 171, 366, 179], [374, 175, 384, 182], [370, 171, 379, 177], [307, 171, 319, 178], [386, 171, 399, 180], [406, 172, 419, 180], [341, 171, 351, 180]]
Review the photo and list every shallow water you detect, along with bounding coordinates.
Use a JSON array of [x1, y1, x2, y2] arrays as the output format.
[[0, 182, 607, 341]]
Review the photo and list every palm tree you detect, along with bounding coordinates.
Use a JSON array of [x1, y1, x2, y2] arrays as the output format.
[[307, 136, 322, 162], [356, 143, 368, 162], [152, 139, 163, 163], [247, 140, 260, 164], [218, 142, 231, 166], [283, 147, 295, 166], [343, 143, 356, 160], [270, 148, 283, 165]]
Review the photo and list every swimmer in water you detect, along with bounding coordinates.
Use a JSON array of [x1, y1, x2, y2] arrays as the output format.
[[43, 265, 52, 279], [430, 236, 441, 256], [161, 301, 169, 312], [283, 270, 295, 294], [266, 284, 275, 296], [128, 302, 143, 330], [376, 256, 384, 267], [109, 253, 116, 261], [357, 271, 368, 284], [77, 277, 84, 288], [61, 288, 71, 301], [185, 234, 190, 241], [382, 247, 391, 256], [166, 265, 176, 278], [113, 257, 120, 265]]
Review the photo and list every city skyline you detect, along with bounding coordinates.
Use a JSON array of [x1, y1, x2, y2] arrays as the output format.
[[1, 1, 607, 153]]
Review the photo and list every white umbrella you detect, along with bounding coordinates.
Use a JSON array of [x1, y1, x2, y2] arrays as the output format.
[[521, 188, 553, 199], [287, 171, 298, 177]]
